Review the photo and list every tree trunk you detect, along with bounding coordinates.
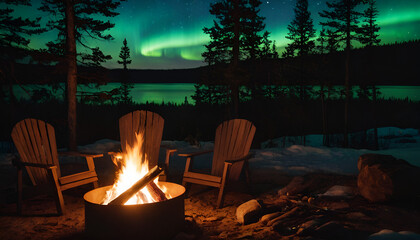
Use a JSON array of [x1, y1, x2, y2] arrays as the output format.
[[65, 0, 78, 151], [372, 85, 378, 149], [230, 0, 240, 117], [343, 3, 351, 148], [321, 85, 328, 146]]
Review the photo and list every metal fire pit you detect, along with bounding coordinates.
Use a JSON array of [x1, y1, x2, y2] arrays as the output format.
[[84, 182, 185, 240]]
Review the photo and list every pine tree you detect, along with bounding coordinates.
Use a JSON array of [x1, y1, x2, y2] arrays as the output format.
[[201, 0, 266, 115], [358, 0, 380, 149], [0, 0, 44, 102], [241, 0, 265, 60], [283, 0, 316, 103], [118, 38, 132, 70], [117, 38, 133, 104], [284, 0, 316, 57], [358, 0, 380, 47], [320, 0, 365, 147], [202, 0, 266, 64], [39, 0, 124, 150], [260, 31, 272, 59]]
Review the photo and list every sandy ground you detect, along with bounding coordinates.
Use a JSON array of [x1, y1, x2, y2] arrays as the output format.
[[1, 158, 420, 240]]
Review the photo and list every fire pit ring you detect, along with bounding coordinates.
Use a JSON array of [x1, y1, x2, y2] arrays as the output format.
[[84, 182, 185, 240]]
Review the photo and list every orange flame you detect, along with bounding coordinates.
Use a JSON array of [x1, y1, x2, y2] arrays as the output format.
[[102, 133, 169, 205]]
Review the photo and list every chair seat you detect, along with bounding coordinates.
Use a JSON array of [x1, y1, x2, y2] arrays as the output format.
[[59, 170, 98, 191], [183, 172, 222, 188]]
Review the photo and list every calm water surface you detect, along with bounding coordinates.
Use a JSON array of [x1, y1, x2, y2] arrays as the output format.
[[10, 83, 420, 104]]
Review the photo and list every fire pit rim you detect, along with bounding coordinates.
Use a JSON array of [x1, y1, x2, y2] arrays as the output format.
[[83, 181, 185, 206]]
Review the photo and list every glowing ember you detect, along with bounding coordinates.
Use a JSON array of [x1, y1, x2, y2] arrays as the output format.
[[102, 133, 170, 205]]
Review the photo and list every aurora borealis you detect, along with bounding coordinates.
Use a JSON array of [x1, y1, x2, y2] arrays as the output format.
[[13, 0, 420, 69]]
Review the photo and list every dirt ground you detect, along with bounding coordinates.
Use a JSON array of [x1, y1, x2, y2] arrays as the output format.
[[1, 159, 420, 240]]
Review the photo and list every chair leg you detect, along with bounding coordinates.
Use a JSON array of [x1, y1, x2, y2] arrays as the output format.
[[17, 166, 22, 215], [217, 163, 231, 208], [47, 168, 65, 215], [86, 156, 98, 189]]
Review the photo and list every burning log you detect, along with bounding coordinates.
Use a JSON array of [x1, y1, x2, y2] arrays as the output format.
[[146, 181, 168, 202], [108, 166, 163, 205]]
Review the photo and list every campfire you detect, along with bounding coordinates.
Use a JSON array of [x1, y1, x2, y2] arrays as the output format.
[[83, 132, 185, 239], [102, 133, 170, 205]]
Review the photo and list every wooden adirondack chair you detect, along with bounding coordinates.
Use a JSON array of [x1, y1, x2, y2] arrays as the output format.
[[180, 119, 256, 208], [109, 110, 176, 180], [11, 119, 102, 215]]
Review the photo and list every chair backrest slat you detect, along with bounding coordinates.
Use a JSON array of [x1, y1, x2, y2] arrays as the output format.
[[47, 122, 60, 177], [211, 119, 256, 180], [11, 123, 37, 184], [119, 111, 164, 169], [12, 119, 60, 185], [20, 119, 45, 184], [28, 119, 49, 182]]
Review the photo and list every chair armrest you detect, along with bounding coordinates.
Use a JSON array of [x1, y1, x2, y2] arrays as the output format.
[[59, 151, 103, 158], [225, 153, 254, 164], [178, 149, 213, 158]]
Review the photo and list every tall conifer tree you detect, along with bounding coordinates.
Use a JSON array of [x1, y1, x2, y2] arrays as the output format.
[[200, 0, 266, 115], [0, 0, 44, 102], [117, 38, 133, 104], [320, 0, 365, 147], [39, 0, 124, 150], [283, 0, 316, 57], [118, 38, 132, 70], [358, 0, 380, 149]]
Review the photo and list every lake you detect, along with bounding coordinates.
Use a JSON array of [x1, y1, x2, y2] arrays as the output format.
[[10, 83, 420, 104]]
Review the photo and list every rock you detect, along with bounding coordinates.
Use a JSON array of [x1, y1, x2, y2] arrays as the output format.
[[318, 185, 354, 198], [236, 199, 262, 225], [357, 154, 420, 202], [357, 153, 407, 171], [260, 211, 282, 225]]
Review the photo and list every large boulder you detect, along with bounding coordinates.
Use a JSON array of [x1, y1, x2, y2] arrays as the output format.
[[357, 154, 420, 202], [357, 153, 408, 171]]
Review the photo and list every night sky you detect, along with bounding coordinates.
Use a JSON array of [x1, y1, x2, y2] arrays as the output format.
[[14, 0, 420, 69]]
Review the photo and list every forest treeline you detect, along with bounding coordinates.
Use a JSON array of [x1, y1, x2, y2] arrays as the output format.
[[10, 40, 420, 86]]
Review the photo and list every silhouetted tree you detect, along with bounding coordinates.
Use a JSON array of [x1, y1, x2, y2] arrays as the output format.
[[241, 0, 265, 60], [358, 0, 380, 149], [117, 38, 133, 104], [0, 0, 44, 103], [358, 0, 380, 47], [283, 0, 316, 57], [118, 38, 132, 70], [39, 0, 124, 150], [201, 0, 266, 115], [320, 0, 365, 147]]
